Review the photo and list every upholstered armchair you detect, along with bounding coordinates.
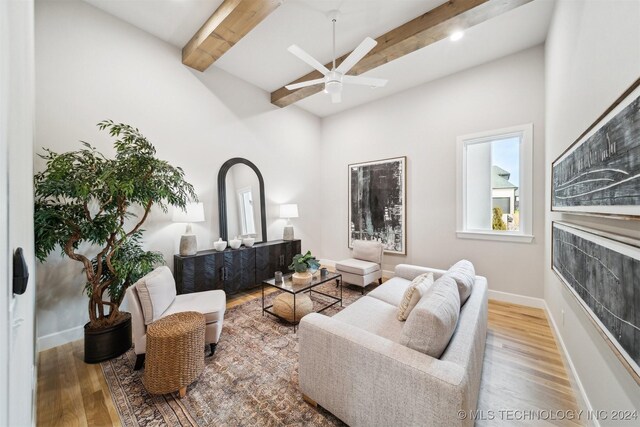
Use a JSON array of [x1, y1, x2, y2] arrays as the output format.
[[124, 266, 226, 370], [336, 240, 383, 294]]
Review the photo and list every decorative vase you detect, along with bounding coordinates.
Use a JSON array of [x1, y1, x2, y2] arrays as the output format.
[[229, 237, 242, 249], [292, 271, 313, 285], [213, 238, 227, 251]]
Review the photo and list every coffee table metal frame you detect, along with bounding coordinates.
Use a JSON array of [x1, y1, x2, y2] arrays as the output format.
[[262, 272, 342, 332]]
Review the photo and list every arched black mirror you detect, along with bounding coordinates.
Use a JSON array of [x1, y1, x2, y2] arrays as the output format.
[[218, 158, 267, 243]]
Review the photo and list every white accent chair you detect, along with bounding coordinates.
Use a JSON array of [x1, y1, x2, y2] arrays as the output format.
[[125, 266, 226, 370], [335, 240, 383, 294]]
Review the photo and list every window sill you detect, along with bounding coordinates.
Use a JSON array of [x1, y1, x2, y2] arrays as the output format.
[[456, 230, 534, 243]]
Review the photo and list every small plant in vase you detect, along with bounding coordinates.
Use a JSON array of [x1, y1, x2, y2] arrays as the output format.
[[289, 251, 321, 285]]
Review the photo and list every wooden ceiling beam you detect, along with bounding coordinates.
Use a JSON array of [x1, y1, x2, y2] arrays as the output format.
[[271, 0, 532, 108], [183, 0, 282, 72]]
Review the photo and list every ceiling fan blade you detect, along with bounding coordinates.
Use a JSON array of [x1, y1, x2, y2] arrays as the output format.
[[287, 45, 330, 75], [331, 92, 342, 104], [336, 37, 377, 74], [343, 75, 388, 87], [285, 78, 325, 91]]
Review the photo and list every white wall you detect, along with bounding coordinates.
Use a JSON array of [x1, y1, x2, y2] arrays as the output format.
[[1, 0, 37, 425], [34, 0, 322, 346], [319, 46, 546, 298], [545, 0, 640, 419]]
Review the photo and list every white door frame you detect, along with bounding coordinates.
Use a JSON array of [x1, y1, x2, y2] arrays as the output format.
[[1, 0, 37, 425]]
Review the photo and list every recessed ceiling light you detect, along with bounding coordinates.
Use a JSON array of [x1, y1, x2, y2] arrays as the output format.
[[450, 31, 464, 42]]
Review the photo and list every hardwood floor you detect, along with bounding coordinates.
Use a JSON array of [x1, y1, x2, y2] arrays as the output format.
[[37, 293, 583, 427], [478, 301, 583, 426], [37, 340, 121, 427]]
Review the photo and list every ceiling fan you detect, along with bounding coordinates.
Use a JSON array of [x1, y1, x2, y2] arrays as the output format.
[[285, 10, 388, 103]]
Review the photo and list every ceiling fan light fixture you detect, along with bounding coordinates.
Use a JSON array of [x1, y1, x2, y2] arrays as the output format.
[[285, 9, 386, 103], [325, 80, 342, 94]]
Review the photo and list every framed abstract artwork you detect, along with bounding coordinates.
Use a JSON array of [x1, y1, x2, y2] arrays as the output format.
[[552, 221, 640, 384], [551, 78, 640, 218], [348, 157, 406, 255]]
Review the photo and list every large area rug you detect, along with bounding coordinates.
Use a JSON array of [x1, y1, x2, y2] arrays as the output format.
[[102, 281, 372, 426]]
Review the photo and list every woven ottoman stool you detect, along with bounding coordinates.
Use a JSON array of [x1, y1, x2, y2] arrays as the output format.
[[143, 311, 205, 398], [273, 293, 313, 323]]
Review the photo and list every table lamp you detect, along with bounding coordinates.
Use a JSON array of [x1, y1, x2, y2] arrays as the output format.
[[172, 202, 205, 256], [280, 204, 299, 241]]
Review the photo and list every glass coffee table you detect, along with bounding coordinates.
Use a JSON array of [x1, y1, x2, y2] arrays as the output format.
[[262, 272, 342, 331]]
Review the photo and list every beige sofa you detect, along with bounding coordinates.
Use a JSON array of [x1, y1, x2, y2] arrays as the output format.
[[298, 263, 488, 427]]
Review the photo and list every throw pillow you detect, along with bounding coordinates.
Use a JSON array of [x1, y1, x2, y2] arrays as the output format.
[[446, 259, 475, 306], [400, 275, 460, 358], [397, 273, 434, 321], [135, 266, 176, 325]]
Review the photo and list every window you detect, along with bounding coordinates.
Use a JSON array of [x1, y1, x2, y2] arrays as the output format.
[[238, 187, 256, 235], [457, 124, 533, 243]]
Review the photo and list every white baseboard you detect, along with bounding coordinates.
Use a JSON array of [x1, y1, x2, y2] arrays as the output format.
[[37, 325, 84, 352], [487, 289, 546, 308], [543, 301, 597, 427]]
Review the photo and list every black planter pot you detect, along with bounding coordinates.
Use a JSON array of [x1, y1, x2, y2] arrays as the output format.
[[84, 312, 132, 364]]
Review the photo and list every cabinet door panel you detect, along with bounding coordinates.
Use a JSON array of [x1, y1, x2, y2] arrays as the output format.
[[241, 248, 256, 290], [284, 240, 302, 273], [224, 248, 256, 294], [292, 240, 301, 259], [174, 255, 191, 294], [174, 253, 224, 294], [255, 245, 279, 284], [202, 254, 224, 291]]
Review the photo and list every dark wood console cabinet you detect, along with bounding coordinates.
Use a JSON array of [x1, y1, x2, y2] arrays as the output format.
[[174, 239, 301, 295]]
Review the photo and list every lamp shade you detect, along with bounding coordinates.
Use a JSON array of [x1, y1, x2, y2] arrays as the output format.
[[172, 202, 205, 223], [280, 204, 299, 219]]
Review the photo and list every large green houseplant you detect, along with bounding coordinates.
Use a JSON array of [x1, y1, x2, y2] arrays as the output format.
[[34, 121, 196, 362]]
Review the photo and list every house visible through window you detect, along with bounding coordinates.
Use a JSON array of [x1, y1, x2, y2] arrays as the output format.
[[491, 137, 520, 231], [457, 124, 533, 243]]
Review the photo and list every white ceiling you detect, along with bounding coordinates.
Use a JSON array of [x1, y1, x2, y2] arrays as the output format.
[[84, 0, 556, 117]]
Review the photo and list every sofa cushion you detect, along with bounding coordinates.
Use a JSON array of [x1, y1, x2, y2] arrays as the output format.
[[135, 266, 176, 325], [352, 240, 383, 264], [336, 258, 380, 275], [446, 260, 475, 305], [397, 273, 434, 321], [366, 276, 412, 306], [162, 289, 226, 324], [400, 275, 460, 358], [332, 296, 403, 343]]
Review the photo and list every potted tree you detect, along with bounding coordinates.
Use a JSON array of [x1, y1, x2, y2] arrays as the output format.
[[34, 121, 197, 363], [289, 251, 321, 285]]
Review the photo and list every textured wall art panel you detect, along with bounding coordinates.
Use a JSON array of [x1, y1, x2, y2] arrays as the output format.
[[552, 80, 640, 218], [552, 222, 640, 382]]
